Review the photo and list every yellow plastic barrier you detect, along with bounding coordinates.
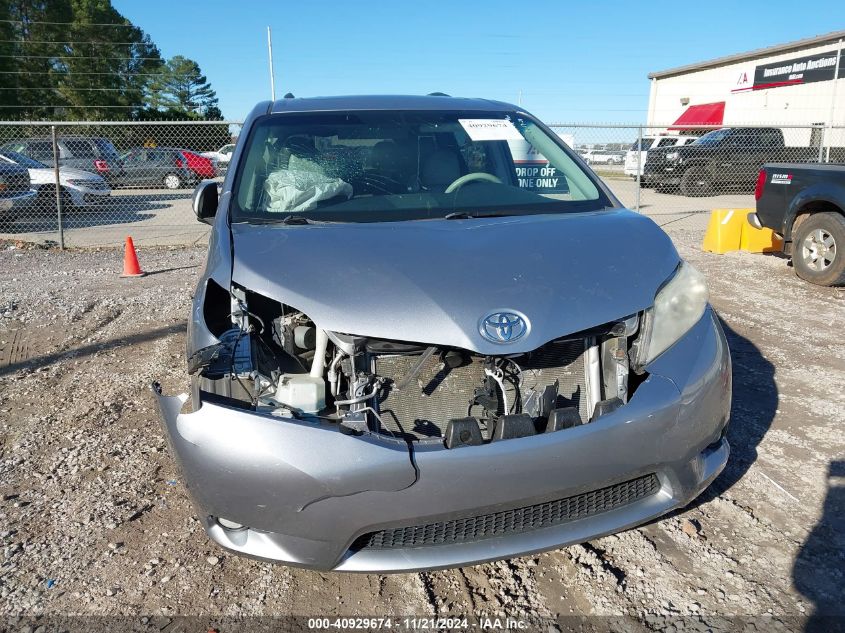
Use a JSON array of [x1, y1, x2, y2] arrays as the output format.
[[702, 208, 784, 254], [740, 221, 784, 253], [702, 209, 745, 253]]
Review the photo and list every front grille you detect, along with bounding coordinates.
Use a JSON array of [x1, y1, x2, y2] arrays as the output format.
[[372, 339, 587, 440], [353, 474, 660, 550]]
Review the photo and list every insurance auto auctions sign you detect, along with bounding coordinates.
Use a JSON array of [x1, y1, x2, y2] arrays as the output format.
[[734, 50, 845, 92]]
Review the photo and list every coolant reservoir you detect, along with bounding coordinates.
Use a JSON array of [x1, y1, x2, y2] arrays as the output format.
[[275, 374, 326, 414]]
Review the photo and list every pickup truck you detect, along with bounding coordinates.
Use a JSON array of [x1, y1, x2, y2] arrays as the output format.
[[0, 160, 36, 218], [751, 163, 845, 286], [644, 127, 817, 197]]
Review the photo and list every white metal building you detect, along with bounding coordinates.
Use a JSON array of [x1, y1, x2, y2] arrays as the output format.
[[647, 31, 845, 147]]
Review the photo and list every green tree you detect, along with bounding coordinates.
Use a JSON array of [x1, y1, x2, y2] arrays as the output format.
[[57, 0, 163, 120], [147, 55, 219, 117], [0, 0, 74, 120], [0, 0, 163, 120]]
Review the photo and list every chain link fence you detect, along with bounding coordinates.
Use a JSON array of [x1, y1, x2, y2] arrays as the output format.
[[548, 122, 845, 235], [0, 120, 842, 247], [0, 121, 241, 247]]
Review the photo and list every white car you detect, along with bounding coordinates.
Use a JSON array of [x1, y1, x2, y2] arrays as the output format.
[[582, 151, 623, 165], [624, 135, 697, 181], [0, 150, 111, 208], [201, 143, 236, 164]]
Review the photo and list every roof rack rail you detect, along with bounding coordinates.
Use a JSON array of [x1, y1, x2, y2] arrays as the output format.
[[427, 92, 450, 97]]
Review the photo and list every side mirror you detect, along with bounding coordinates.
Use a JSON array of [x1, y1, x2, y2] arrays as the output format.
[[192, 180, 218, 224]]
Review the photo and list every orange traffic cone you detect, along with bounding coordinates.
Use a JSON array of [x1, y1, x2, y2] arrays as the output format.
[[121, 236, 146, 277]]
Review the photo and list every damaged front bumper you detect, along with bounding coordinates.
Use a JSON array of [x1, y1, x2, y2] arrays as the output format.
[[154, 309, 730, 572]]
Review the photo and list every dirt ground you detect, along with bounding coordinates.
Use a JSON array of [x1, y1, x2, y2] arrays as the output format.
[[0, 219, 843, 631]]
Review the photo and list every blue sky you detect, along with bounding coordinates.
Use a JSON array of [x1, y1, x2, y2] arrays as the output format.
[[114, 0, 843, 123]]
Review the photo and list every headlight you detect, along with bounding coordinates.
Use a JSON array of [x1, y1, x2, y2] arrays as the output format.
[[665, 151, 679, 161], [633, 262, 709, 367]]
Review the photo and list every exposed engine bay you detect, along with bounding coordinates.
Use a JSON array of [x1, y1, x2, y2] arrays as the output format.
[[189, 281, 643, 448]]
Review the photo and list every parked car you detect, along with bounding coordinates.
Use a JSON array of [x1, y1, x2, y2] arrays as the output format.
[[202, 143, 236, 164], [118, 147, 213, 189], [624, 135, 697, 183], [119, 148, 191, 189], [1, 136, 124, 186], [178, 148, 216, 180], [644, 127, 817, 196], [752, 163, 845, 286], [0, 160, 35, 217], [0, 150, 110, 209], [582, 150, 623, 165], [154, 95, 730, 573]]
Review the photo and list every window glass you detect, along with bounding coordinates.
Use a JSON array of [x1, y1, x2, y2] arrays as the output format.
[[0, 151, 45, 169], [233, 110, 607, 223], [28, 141, 54, 161], [692, 129, 731, 146], [629, 138, 656, 151], [63, 140, 95, 158]]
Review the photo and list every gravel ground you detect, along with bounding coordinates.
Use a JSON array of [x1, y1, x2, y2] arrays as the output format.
[[0, 221, 843, 632]]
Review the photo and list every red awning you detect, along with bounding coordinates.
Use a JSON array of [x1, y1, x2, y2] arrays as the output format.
[[668, 102, 725, 131]]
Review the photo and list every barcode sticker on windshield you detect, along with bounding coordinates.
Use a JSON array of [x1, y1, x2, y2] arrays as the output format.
[[459, 119, 523, 141]]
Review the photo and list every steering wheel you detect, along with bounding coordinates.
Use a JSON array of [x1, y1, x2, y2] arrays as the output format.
[[444, 172, 502, 194]]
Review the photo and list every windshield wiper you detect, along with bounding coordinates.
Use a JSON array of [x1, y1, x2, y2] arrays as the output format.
[[444, 211, 514, 220], [245, 215, 317, 225], [281, 215, 311, 225]]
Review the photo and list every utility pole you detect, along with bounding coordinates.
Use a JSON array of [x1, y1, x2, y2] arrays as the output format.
[[267, 26, 276, 101]]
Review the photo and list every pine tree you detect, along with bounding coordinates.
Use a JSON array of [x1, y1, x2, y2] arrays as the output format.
[[0, 0, 224, 121], [146, 55, 219, 117], [58, 0, 162, 120], [1, 0, 73, 120]]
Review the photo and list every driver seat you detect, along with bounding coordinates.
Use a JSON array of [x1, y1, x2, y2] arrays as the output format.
[[420, 148, 463, 191]]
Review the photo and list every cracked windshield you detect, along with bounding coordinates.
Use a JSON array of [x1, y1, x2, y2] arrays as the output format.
[[233, 111, 604, 222]]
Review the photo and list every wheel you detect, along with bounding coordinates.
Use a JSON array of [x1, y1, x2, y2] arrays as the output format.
[[792, 212, 845, 286], [679, 166, 715, 197], [163, 173, 182, 190], [35, 186, 72, 212], [59, 187, 74, 210]]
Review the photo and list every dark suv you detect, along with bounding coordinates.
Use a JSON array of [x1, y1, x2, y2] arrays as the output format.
[[1, 136, 125, 185]]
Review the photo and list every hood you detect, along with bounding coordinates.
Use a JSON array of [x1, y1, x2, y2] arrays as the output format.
[[27, 167, 102, 185], [58, 167, 103, 181], [231, 210, 680, 354]]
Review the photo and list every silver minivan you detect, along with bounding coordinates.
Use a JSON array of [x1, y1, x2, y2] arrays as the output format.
[[154, 95, 731, 572]]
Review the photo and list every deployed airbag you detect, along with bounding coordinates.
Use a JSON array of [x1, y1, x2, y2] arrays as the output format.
[[264, 168, 352, 212]]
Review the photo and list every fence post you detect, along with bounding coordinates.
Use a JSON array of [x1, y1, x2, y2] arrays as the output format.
[[817, 125, 825, 163], [635, 126, 642, 213], [824, 125, 831, 163], [50, 125, 65, 249]]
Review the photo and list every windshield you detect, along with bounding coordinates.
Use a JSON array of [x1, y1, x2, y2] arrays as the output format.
[[0, 150, 45, 169], [692, 129, 730, 146], [231, 110, 608, 223], [629, 138, 656, 151]]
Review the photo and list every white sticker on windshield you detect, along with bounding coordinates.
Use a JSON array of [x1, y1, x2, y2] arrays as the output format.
[[459, 118, 523, 141]]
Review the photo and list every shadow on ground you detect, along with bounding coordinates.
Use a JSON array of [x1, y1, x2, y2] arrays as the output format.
[[676, 317, 779, 512], [0, 321, 186, 378], [793, 459, 845, 630], [0, 191, 191, 233]]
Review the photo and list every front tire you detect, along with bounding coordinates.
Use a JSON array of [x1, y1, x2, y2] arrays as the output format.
[[163, 173, 182, 190], [680, 166, 715, 197], [792, 212, 845, 286]]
